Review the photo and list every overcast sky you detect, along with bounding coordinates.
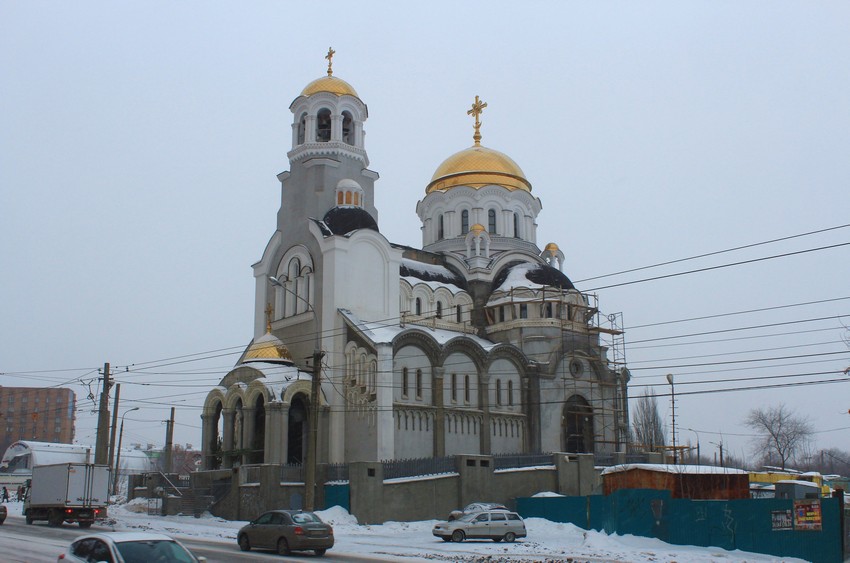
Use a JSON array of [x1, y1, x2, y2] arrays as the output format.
[[2, 2, 849, 465]]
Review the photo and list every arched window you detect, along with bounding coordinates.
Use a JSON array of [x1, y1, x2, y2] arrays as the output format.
[[496, 379, 502, 406], [342, 111, 353, 144], [402, 367, 409, 398], [461, 210, 469, 234], [464, 375, 470, 403], [456, 305, 462, 323], [415, 369, 423, 399], [508, 380, 514, 406], [513, 212, 520, 238], [488, 209, 496, 233], [451, 373, 457, 402], [317, 108, 331, 142], [415, 298, 422, 315], [437, 215, 444, 240], [436, 301, 442, 319]]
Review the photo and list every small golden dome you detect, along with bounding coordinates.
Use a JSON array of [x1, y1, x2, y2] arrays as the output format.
[[545, 242, 559, 252], [426, 145, 531, 194], [300, 75, 359, 98], [244, 332, 293, 362], [471, 223, 486, 233]]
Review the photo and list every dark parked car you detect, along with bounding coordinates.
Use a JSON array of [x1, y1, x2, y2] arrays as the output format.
[[0, 504, 6, 525], [448, 502, 508, 521], [433, 510, 527, 543], [237, 509, 334, 556]]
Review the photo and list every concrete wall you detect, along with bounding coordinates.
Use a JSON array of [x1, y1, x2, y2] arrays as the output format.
[[177, 452, 613, 524], [346, 453, 594, 524]]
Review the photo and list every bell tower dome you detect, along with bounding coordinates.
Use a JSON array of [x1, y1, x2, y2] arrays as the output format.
[[275, 48, 379, 234], [288, 47, 369, 167]]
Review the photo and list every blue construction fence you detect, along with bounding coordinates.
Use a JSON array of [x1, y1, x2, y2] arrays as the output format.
[[517, 489, 843, 563]]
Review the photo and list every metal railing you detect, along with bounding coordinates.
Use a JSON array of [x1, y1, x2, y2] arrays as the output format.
[[492, 452, 555, 470], [326, 463, 349, 482], [280, 464, 305, 483], [383, 456, 455, 480]]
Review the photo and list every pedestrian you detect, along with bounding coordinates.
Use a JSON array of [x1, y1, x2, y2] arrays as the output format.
[[16, 485, 23, 501], [1, 486, 8, 502]]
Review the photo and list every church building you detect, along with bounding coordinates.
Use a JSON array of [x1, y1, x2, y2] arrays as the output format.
[[201, 50, 631, 470]]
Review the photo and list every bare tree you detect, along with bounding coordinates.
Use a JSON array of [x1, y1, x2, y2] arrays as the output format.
[[744, 403, 813, 470], [631, 388, 668, 453]]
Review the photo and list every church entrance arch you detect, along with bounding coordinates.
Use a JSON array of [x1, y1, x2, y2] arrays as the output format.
[[287, 395, 308, 464], [250, 395, 266, 464], [209, 402, 223, 470], [563, 395, 594, 453]]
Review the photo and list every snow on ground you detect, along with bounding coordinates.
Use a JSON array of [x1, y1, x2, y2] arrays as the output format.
[[2, 500, 806, 562]]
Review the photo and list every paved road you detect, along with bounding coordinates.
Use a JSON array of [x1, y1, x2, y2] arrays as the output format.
[[0, 514, 409, 562]]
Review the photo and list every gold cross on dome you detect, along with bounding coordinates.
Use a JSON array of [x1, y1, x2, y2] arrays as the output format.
[[325, 47, 336, 76], [467, 95, 487, 145], [265, 302, 273, 333]]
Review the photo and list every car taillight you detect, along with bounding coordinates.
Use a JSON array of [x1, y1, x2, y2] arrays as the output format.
[[65, 509, 73, 514], [58, 556, 65, 560], [294, 526, 304, 535], [94, 509, 100, 516]]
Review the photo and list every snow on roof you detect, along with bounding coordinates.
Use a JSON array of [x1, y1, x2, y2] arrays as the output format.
[[775, 479, 820, 488], [493, 262, 575, 293], [233, 361, 311, 387], [601, 463, 749, 476], [339, 308, 497, 350], [1, 440, 96, 470], [400, 258, 466, 292]]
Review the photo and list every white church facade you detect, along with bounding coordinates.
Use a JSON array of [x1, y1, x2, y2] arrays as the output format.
[[200, 51, 631, 470]]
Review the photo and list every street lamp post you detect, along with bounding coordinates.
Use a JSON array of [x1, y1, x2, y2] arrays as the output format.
[[666, 373, 676, 464], [113, 407, 139, 496], [269, 276, 324, 512]]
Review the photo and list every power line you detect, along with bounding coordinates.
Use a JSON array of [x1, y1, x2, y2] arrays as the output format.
[[585, 241, 850, 292], [575, 223, 850, 284]]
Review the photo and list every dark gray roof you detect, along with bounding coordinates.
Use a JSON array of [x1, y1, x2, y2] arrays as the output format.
[[321, 207, 379, 235], [400, 260, 468, 290], [492, 261, 575, 291]]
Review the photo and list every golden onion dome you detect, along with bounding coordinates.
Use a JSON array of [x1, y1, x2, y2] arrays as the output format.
[[426, 145, 531, 194], [300, 75, 359, 98], [244, 331, 293, 362], [471, 223, 486, 234], [299, 47, 359, 98], [544, 242, 559, 252], [426, 95, 531, 194]]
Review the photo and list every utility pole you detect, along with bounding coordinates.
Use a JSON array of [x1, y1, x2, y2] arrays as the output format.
[[164, 407, 175, 474], [304, 349, 325, 512], [95, 363, 112, 465], [108, 383, 121, 472]]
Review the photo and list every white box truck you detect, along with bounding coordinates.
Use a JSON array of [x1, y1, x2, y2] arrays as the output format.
[[23, 462, 110, 527]]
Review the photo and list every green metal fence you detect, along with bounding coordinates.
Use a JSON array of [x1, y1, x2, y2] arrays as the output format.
[[517, 489, 842, 563]]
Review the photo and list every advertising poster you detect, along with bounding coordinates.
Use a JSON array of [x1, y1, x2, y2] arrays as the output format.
[[793, 499, 822, 531]]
